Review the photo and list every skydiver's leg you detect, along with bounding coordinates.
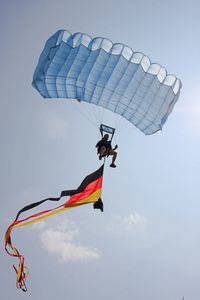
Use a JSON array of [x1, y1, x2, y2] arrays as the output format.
[[99, 146, 107, 159], [109, 149, 117, 167]]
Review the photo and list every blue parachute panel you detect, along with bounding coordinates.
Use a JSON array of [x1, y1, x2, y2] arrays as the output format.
[[32, 30, 182, 135]]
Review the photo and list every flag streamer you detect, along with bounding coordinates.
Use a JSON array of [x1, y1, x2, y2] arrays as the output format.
[[5, 164, 104, 291]]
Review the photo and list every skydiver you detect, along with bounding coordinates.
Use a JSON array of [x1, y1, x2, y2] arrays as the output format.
[[96, 134, 118, 168]]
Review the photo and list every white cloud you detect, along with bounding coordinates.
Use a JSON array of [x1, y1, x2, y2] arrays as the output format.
[[123, 213, 146, 228], [108, 212, 147, 232], [40, 221, 101, 262], [32, 220, 47, 230]]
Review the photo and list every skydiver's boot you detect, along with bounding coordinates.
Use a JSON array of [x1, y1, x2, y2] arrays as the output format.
[[110, 163, 116, 168]]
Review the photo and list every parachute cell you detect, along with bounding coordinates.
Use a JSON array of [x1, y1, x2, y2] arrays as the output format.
[[32, 30, 182, 135]]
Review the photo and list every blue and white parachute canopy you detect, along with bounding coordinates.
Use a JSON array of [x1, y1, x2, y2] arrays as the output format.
[[32, 30, 182, 135]]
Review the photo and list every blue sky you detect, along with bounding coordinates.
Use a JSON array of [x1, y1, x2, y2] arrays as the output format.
[[1, 1, 200, 300]]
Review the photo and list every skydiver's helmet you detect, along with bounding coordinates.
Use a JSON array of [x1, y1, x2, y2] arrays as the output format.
[[103, 134, 109, 140]]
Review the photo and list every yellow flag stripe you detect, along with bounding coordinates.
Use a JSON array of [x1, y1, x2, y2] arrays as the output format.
[[13, 189, 101, 229]]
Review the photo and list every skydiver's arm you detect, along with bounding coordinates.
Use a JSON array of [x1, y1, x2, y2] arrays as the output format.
[[96, 141, 100, 148]]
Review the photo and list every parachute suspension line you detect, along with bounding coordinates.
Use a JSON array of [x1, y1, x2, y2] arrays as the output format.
[[74, 100, 106, 130], [84, 103, 103, 127], [98, 106, 105, 127], [97, 97, 122, 142], [74, 100, 113, 138], [112, 114, 123, 145], [95, 105, 105, 124], [74, 101, 99, 129]]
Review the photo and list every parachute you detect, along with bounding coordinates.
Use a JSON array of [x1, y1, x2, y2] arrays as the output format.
[[32, 30, 182, 135]]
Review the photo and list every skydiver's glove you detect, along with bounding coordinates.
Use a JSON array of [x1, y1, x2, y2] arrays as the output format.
[[113, 145, 118, 150]]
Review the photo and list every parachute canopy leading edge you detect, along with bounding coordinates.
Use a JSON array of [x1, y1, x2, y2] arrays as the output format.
[[32, 30, 182, 135]]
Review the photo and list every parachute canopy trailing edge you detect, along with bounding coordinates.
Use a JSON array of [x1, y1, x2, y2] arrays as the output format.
[[32, 30, 182, 135]]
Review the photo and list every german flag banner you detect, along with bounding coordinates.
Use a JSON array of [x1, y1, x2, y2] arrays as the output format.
[[5, 164, 104, 292]]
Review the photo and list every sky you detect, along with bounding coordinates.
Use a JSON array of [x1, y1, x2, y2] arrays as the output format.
[[0, 0, 200, 299]]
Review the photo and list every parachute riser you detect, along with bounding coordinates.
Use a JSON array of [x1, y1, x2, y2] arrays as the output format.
[[99, 124, 115, 141]]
